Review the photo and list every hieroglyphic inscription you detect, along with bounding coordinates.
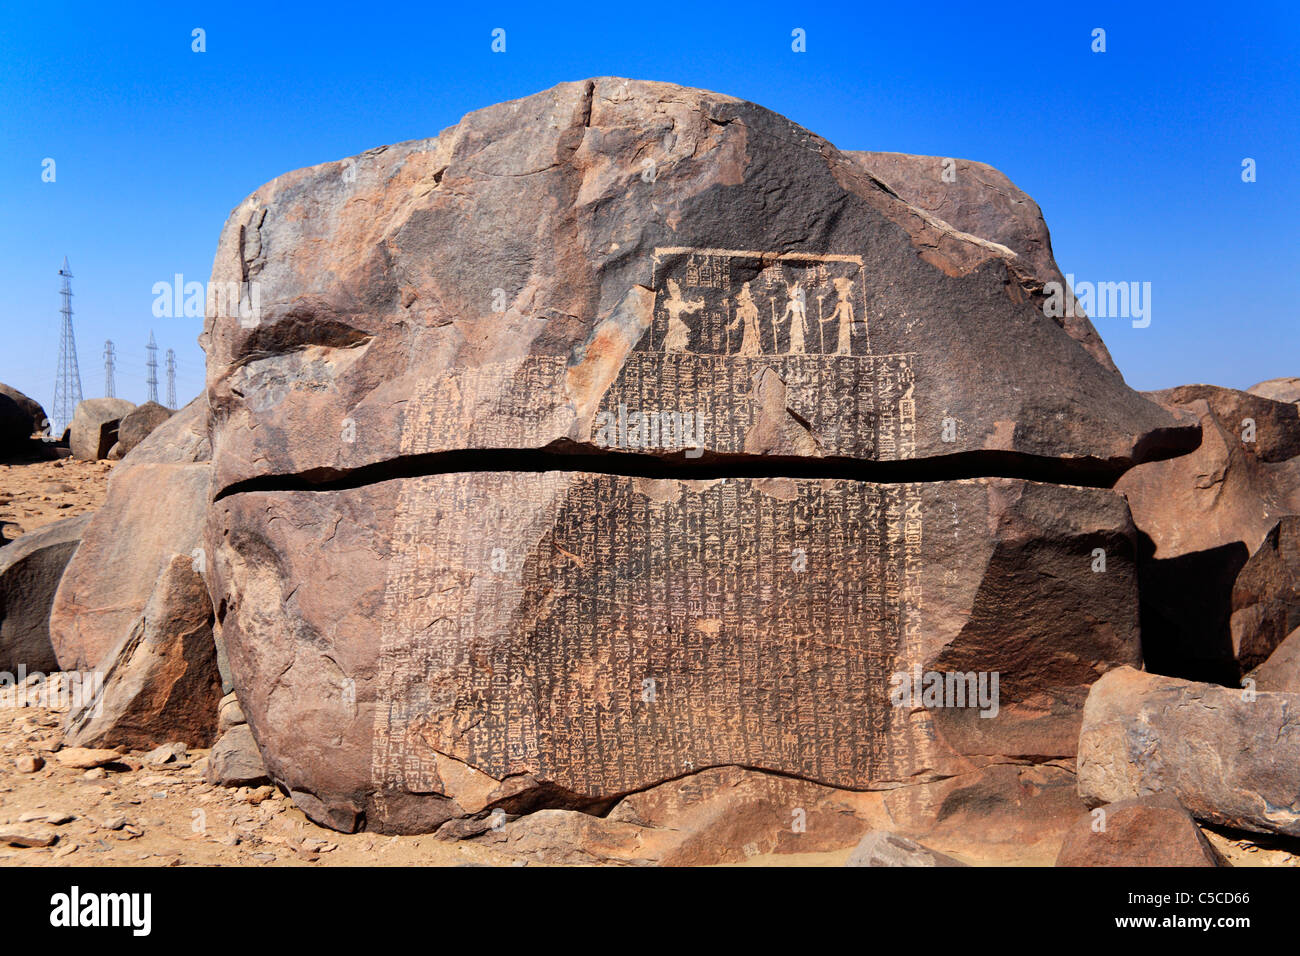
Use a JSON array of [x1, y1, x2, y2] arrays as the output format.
[[371, 474, 930, 798], [370, 249, 931, 806], [601, 353, 915, 459]]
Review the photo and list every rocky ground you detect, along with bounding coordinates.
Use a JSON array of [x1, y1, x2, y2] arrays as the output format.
[[0, 452, 111, 543], [0, 676, 517, 867]]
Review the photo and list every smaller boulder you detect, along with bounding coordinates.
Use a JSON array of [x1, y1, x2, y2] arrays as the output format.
[[1055, 793, 1226, 867], [69, 398, 135, 461], [1246, 626, 1300, 692], [207, 724, 270, 787], [1230, 517, 1300, 672], [1249, 377, 1300, 405], [0, 384, 48, 449], [217, 693, 245, 733], [1078, 666, 1300, 837], [845, 831, 966, 867], [115, 402, 173, 459], [63, 555, 221, 750], [0, 513, 92, 672]]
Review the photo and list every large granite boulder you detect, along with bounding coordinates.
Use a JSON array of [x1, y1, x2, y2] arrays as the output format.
[[0, 513, 92, 672], [69, 398, 135, 461], [200, 79, 1187, 835], [1077, 666, 1300, 838], [50, 397, 212, 669]]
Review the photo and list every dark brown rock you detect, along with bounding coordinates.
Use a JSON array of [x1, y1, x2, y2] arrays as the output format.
[[1246, 626, 1300, 692], [1054, 792, 1225, 867], [1077, 666, 1300, 838], [1229, 517, 1300, 672], [63, 554, 221, 750], [848, 152, 1118, 375], [50, 398, 212, 670], [115, 401, 174, 459], [200, 80, 1184, 837], [69, 398, 135, 461], [0, 384, 48, 450], [0, 513, 91, 672]]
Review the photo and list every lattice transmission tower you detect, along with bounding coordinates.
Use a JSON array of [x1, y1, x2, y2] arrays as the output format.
[[165, 349, 176, 409], [103, 340, 116, 398], [52, 256, 84, 434], [146, 331, 159, 404]]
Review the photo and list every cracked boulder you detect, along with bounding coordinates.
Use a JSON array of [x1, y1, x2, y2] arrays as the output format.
[[200, 79, 1176, 839], [1077, 666, 1300, 838], [50, 397, 213, 670]]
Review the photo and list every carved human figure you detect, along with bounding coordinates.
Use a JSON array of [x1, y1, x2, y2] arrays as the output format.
[[728, 282, 763, 356], [780, 281, 808, 355], [663, 278, 705, 353], [826, 276, 856, 355]]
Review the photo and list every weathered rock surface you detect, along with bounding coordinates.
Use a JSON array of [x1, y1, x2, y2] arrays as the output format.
[[846, 830, 966, 867], [1117, 386, 1300, 681], [210, 472, 1140, 833], [64, 554, 221, 750], [50, 398, 212, 670], [1249, 377, 1300, 405], [111, 401, 174, 459], [848, 152, 1117, 375], [1229, 517, 1300, 673], [1077, 666, 1300, 838], [0, 384, 48, 450], [207, 724, 270, 787], [1054, 792, 1224, 867], [0, 513, 91, 672], [69, 398, 135, 461]]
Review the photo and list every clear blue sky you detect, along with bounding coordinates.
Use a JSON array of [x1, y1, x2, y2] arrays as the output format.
[[2, 1, 1296, 418]]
